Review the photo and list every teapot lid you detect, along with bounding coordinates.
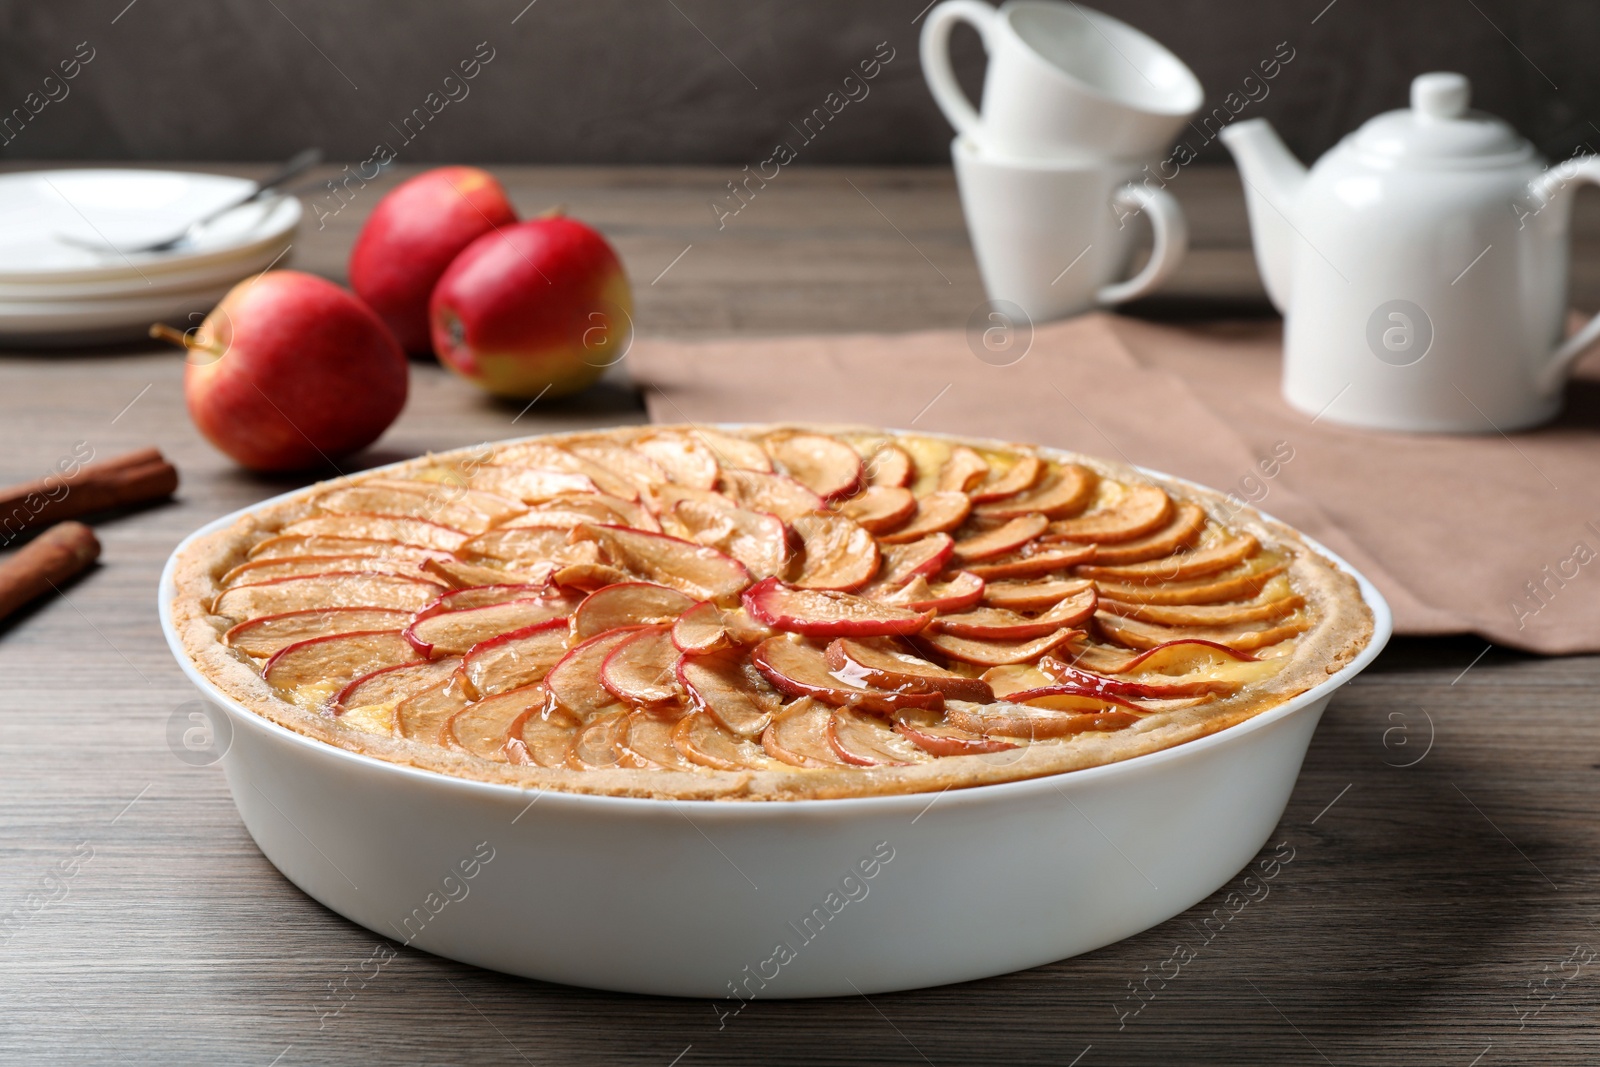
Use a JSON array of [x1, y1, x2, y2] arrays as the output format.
[[1349, 73, 1531, 166]]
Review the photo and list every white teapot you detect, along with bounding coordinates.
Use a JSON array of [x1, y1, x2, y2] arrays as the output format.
[[1221, 72, 1600, 432]]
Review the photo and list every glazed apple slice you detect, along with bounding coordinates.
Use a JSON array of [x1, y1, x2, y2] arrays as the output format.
[[395, 670, 474, 743], [751, 636, 942, 713], [973, 464, 1097, 520], [764, 433, 864, 501], [670, 500, 790, 580], [1094, 610, 1309, 652], [655, 484, 736, 516], [790, 514, 880, 591], [212, 572, 444, 621], [719, 469, 824, 521], [461, 618, 571, 697], [571, 523, 752, 601], [1037, 653, 1265, 699], [1085, 502, 1207, 565], [996, 682, 1145, 715], [677, 648, 782, 736], [892, 707, 1017, 756], [458, 526, 603, 569], [617, 710, 697, 770], [872, 534, 955, 588], [872, 571, 986, 613], [315, 481, 522, 535], [225, 607, 410, 658], [968, 451, 1043, 503], [824, 637, 994, 702], [674, 711, 772, 770], [634, 430, 721, 490], [743, 578, 933, 638], [417, 583, 555, 615], [877, 492, 971, 544], [1079, 533, 1261, 584], [863, 443, 914, 488], [571, 582, 698, 639], [219, 553, 435, 590], [936, 446, 989, 493], [247, 534, 435, 562], [836, 485, 916, 534], [498, 508, 628, 532], [1093, 556, 1288, 606], [950, 514, 1049, 563], [280, 513, 469, 552], [446, 686, 549, 761], [492, 442, 641, 500], [962, 542, 1095, 580], [1044, 484, 1173, 544], [566, 709, 634, 769], [262, 630, 417, 697], [599, 626, 684, 706], [913, 627, 1081, 666], [828, 707, 929, 766], [421, 557, 556, 591], [933, 586, 1097, 639], [946, 700, 1139, 738], [467, 465, 600, 503], [531, 491, 661, 532], [569, 443, 671, 497], [404, 596, 577, 657], [979, 663, 1059, 700], [761, 697, 850, 767], [671, 600, 774, 654], [682, 428, 769, 472], [544, 627, 646, 720], [551, 563, 634, 592], [1097, 585, 1304, 627], [981, 576, 1096, 613], [334, 656, 461, 714], [506, 704, 581, 767]]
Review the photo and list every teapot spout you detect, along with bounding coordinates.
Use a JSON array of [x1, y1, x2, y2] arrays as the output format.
[[1219, 119, 1308, 314]]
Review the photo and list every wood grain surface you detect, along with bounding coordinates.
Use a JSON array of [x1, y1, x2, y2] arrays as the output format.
[[1, 164, 1597, 1066]]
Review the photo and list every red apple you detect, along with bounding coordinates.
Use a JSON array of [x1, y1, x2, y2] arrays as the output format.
[[349, 166, 518, 354], [429, 214, 633, 399], [167, 271, 408, 472]]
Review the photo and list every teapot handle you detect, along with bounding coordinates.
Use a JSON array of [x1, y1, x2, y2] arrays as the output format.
[[919, 0, 998, 144], [1533, 157, 1600, 394]]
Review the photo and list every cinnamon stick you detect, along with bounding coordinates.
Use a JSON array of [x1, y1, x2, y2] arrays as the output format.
[[0, 521, 100, 621], [0, 447, 178, 545]]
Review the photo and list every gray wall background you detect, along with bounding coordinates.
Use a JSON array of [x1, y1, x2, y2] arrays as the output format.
[[1, 0, 1597, 165]]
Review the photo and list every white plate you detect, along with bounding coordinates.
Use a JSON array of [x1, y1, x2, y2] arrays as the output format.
[[0, 236, 294, 303], [0, 275, 252, 347]]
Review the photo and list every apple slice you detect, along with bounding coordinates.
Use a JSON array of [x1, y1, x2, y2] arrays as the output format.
[[719, 469, 824, 521], [824, 637, 994, 702], [1116, 639, 1260, 673], [950, 514, 1049, 563], [1098, 586, 1304, 627], [877, 492, 971, 544], [566, 709, 633, 769], [220, 554, 435, 589], [836, 485, 916, 534], [981, 576, 1096, 613], [997, 682, 1144, 714], [458, 527, 603, 569], [1094, 611, 1309, 652], [974, 464, 1097, 520], [1037, 653, 1266, 699], [492, 442, 641, 500], [395, 670, 474, 743], [655, 484, 736, 516], [743, 578, 932, 638], [1044, 484, 1173, 544], [671, 600, 773, 654], [1086, 502, 1207, 565], [962, 541, 1095, 580], [914, 627, 1080, 666], [1093, 556, 1288, 606], [687, 428, 771, 472], [334, 656, 461, 714], [418, 583, 555, 616], [1079, 533, 1261, 584], [316, 480, 522, 535], [246, 535, 448, 564], [225, 607, 410, 658], [674, 711, 771, 770], [764, 433, 864, 501], [979, 663, 1059, 699], [262, 630, 417, 697], [506, 704, 581, 767], [539, 492, 660, 532], [677, 648, 782, 736], [212, 572, 444, 621], [670, 500, 790, 580], [467, 465, 599, 503], [872, 571, 986, 613], [933, 586, 1098, 640], [461, 618, 571, 697], [828, 707, 929, 766], [936, 446, 990, 493], [571, 582, 698, 639], [947, 700, 1139, 738], [751, 636, 942, 713], [421, 557, 555, 590], [617, 710, 697, 770], [446, 686, 548, 761], [551, 563, 634, 592], [863, 443, 914, 488], [280, 513, 468, 552], [499, 508, 628, 532], [571, 523, 752, 601], [761, 697, 850, 767], [892, 707, 1017, 756], [969, 452, 1043, 503], [634, 430, 721, 490], [404, 596, 577, 657], [599, 626, 684, 706], [570, 443, 671, 497], [545, 627, 645, 720], [790, 514, 880, 591], [874, 534, 955, 588]]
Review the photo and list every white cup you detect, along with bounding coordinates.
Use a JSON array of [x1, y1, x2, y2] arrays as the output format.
[[922, 0, 1203, 163], [952, 136, 1188, 323]]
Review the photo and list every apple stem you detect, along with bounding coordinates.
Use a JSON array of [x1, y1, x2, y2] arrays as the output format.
[[149, 322, 224, 356]]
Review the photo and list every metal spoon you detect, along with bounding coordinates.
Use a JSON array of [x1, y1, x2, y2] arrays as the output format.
[[56, 147, 323, 256]]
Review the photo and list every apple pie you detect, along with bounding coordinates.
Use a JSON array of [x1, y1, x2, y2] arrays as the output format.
[[168, 424, 1373, 800]]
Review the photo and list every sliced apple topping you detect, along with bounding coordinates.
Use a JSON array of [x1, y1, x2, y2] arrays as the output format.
[[262, 630, 417, 701], [570, 523, 752, 601], [962, 541, 1096, 581], [618, 710, 697, 770], [633, 430, 721, 490], [937, 446, 990, 493], [932, 587, 1097, 640], [835, 485, 917, 534], [395, 671, 475, 743], [1086, 502, 1207, 566], [551, 563, 633, 592], [1097, 580, 1303, 627], [461, 618, 571, 697], [877, 491, 971, 544], [567, 709, 633, 769], [1045, 484, 1173, 544], [743, 578, 933, 638], [790, 514, 880, 591], [751, 636, 942, 713], [892, 707, 1017, 756], [946, 700, 1139, 738], [1079, 533, 1261, 584], [492, 442, 641, 500], [571, 582, 698, 639], [718, 469, 824, 521], [213, 572, 444, 621], [677, 648, 781, 736], [1037, 650, 1270, 699], [761, 697, 850, 767], [872, 571, 986, 613], [498, 508, 628, 532], [914, 627, 1081, 666], [976, 663, 1057, 699], [669, 500, 790, 580], [974, 464, 1097, 520], [312, 482, 510, 535], [421, 583, 554, 615], [246, 535, 448, 565], [982, 576, 1096, 613], [872, 534, 955, 589], [690, 428, 773, 472], [421, 557, 555, 591], [764, 432, 864, 502], [674, 711, 772, 770], [280, 513, 468, 552], [599, 626, 683, 706], [458, 527, 602, 570], [545, 628, 643, 720], [1095, 610, 1310, 653], [405, 596, 577, 657], [828, 707, 930, 766], [670, 600, 773, 654], [569, 443, 671, 499], [951, 514, 1049, 563], [655, 484, 736, 514], [447, 686, 548, 761], [507, 705, 581, 767], [466, 465, 600, 504], [825, 637, 993, 702], [334, 657, 461, 714], [863, 443, 914, 488], [225, 607, 411, 658], [1093, 555, 1287, 606], [969, 451, 1043, 503], [219, 554, 431, 589]]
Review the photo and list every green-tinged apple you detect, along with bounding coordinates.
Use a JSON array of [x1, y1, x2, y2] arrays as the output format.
[[349, 166, 518, 354], [157, 271, 408, 472], [429, 214, 633, 400]]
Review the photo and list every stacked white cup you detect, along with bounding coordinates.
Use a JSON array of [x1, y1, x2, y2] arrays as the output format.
[[923, 1, 1202, 322]]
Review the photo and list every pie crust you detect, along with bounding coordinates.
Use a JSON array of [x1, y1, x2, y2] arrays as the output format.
[[168, 424, 1374, 801]]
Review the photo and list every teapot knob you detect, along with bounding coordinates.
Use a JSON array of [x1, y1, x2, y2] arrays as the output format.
[[1412, 72, 1470, 121]]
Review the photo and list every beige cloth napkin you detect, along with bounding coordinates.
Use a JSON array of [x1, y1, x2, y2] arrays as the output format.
[[631, 313, 1600, 654]]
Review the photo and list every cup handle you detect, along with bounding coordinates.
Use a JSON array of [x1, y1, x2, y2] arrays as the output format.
[[920, 0, 997, 143], [1096, 184, 1189, 306], [1531, 157, 1600, 396]]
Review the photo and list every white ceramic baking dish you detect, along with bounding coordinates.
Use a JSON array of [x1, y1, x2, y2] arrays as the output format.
[[159, 457, 1391, 999]]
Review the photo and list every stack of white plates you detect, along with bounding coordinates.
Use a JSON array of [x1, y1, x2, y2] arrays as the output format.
[[0, 169, 301, 346]]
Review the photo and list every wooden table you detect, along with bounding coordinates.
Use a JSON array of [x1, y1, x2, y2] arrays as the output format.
[[3, 165, 1597, 1066]]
